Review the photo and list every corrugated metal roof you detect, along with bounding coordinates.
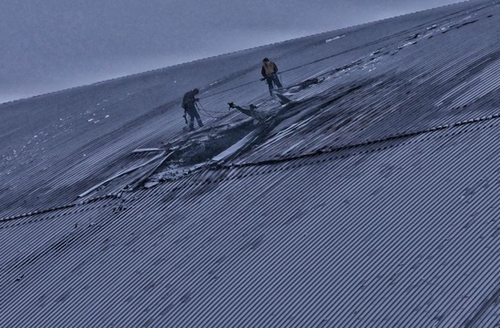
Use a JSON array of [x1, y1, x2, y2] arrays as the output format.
[[1, 117, 499, 327], [2, 0, 500, 326]]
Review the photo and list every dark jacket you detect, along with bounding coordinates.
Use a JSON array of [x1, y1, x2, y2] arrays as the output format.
[[261, 61, 278, 78], [182, 90, 198, 110]]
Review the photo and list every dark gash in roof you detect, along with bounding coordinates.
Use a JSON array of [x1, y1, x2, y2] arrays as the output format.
[[1, 0, 500, 326]]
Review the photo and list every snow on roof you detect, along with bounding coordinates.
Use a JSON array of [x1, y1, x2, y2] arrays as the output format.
[[2, 0, 500, 326]]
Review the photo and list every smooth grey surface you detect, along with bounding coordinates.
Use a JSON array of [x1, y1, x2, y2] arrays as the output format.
[[1, 1, 500, 326]]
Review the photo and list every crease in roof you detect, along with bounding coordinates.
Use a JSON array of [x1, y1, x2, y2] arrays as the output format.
[[2, 115, 499, 326]]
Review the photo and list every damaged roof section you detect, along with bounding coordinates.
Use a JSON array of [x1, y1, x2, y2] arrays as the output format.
[[2, 111, 500, 327], [57, 5, 500, 200]]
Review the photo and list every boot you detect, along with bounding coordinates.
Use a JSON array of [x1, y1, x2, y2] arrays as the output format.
[[197, 119, 204, 127]]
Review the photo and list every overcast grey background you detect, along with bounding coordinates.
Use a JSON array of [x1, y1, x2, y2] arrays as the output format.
[[1, 0, 465, 104]]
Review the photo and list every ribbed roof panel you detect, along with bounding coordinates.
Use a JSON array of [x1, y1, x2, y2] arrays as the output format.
[[2, 1, 500, 327]]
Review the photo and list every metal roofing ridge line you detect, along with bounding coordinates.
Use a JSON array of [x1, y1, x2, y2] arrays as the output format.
[[2, 113, 498, 224], [68, 111, 500, 208], [126, 111, 500, 204], [199, 122, 496, 185], [0, 193, 121, 223], [225, 112, 500, 168]]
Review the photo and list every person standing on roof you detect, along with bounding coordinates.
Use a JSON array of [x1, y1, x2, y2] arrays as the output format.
[[261, 58, 283, 96], [181, 88, 203, 131]]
